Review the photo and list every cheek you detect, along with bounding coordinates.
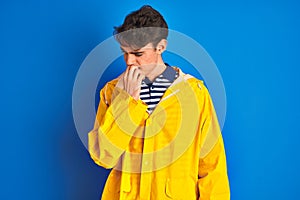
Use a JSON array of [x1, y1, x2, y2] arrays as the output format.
[[138, 54, 158, 65]]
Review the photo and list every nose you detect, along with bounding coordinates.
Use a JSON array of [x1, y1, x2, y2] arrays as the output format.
[[124, 53, 136, 67]]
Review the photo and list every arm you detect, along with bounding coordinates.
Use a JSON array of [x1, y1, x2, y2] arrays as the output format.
[[197, 85, 230, 200], [88, 68, 147, 169]]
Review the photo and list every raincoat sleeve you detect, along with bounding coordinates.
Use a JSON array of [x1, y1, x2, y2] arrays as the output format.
[[88, 84, 148, 169], [197, 84, 230, 200]]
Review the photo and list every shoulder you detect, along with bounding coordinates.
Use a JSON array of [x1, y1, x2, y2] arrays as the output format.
[[173, 66, 211, 101], [99, 77, 120, 102], [101, 71, 125, 91], [173, 66, 209, 94], [105, 78, 119, 89], [186, 77, 211, 100]]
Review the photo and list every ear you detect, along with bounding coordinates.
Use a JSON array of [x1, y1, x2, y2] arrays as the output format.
[[155, 39, 167, 54]]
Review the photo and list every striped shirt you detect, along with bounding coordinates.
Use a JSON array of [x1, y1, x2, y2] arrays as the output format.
[[140, 65, 179, 113]]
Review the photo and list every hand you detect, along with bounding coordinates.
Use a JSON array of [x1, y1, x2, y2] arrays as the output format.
[[123, 66, 145, 100]]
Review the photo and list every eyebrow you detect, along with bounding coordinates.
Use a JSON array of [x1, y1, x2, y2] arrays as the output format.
[[120, 47, 143, 54]]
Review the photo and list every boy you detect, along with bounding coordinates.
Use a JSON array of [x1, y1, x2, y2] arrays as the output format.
[[89, 5, 230, 200]]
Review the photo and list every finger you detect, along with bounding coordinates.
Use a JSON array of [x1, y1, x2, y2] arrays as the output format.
[[124, 66, 130, 78], [136, 77, 145, 91], [123, 69, 129, 88], [137, 73, 145, 84], [132, 68, 142, 82], [126, 67, 137, 90], [127, 66, 138, 81]]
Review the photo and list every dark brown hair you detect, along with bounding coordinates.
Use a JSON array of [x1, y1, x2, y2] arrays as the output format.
[[113, 5, 168, 49]]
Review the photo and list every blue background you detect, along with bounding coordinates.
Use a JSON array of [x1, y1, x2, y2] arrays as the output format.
[[1, 0, 300, 199]]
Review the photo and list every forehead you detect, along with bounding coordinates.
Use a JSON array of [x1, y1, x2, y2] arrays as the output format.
[[120, 43, 154, 52]]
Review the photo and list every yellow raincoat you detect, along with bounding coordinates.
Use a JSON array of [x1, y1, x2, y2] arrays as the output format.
[[89, 68, 230, 200]]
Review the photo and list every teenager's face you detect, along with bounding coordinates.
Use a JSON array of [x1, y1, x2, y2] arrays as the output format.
[[121, 43, 161, 76]]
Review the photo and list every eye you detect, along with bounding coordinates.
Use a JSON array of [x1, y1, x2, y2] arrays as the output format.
[[134, 52, 143, 57]]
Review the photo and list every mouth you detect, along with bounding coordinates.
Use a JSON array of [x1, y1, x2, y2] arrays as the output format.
[[128, 65, 140, 70]]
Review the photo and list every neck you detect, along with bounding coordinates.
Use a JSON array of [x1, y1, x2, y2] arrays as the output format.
[[147, 63, 166, 82], [146, 55, 166, 81]]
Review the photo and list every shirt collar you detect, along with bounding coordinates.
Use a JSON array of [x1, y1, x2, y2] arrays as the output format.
[[143, 63, 177, 85]]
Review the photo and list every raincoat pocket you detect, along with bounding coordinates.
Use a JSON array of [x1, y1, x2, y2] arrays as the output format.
[[165, 178, 197, 199], [107, 170, 131, 193]]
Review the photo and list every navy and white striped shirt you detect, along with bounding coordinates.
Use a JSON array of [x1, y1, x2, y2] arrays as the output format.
[[140, 65, 179, 113]]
